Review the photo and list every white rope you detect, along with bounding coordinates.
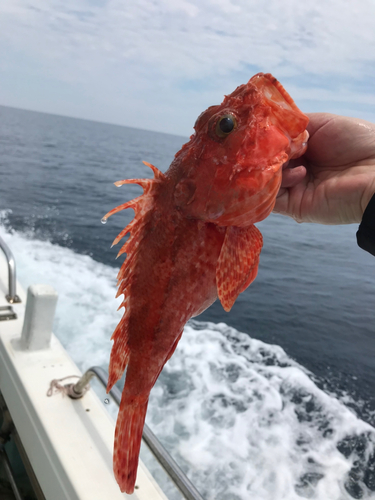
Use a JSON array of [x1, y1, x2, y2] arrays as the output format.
[[46, 375, 89, 398]]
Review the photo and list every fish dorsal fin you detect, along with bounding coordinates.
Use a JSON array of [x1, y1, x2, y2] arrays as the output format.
[[216, 225, 263, 312], [105, 162, 165, 391]]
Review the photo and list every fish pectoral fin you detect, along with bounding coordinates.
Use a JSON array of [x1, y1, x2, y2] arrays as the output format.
[[216, 224, 263, 312]]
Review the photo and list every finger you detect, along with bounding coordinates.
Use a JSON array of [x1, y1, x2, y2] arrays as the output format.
[[280, 165, 306, 188], [276, 187, 286, 199], [273, 188, 289, 213], [274, 176, 309, 222]]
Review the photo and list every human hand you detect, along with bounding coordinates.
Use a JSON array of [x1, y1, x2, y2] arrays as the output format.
[[273, 113, 375, 224]]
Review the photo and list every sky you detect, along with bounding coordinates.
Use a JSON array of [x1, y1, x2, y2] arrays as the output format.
[[0, 0, 375, 137]]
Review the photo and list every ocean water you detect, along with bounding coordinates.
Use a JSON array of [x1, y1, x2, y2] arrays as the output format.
[[1, 104, 375, 499]]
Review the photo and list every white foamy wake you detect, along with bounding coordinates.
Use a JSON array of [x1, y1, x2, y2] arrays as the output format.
[[1, 219, 374, 500], [149, 323, 375, 499]]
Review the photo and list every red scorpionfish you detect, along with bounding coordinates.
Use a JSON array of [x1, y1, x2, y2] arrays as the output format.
[[103, 73, 309, 494]]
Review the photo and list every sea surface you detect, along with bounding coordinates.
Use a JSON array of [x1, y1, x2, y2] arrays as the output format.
[[1, 104, 375, 499]]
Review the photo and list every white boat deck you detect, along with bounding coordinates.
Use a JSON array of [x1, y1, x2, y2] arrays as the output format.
[[0, 247, 168, 500]]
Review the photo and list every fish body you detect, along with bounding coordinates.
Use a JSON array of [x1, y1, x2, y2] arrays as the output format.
[[104, 73, 309, 493]]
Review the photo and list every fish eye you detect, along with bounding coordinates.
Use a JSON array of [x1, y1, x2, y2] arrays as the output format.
[[215, 114, 237, 138]]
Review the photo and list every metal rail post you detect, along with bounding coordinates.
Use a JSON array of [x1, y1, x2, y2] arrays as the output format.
[[0, 235, 21, 304]]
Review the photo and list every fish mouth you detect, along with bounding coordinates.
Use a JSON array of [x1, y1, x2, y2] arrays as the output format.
[[252, 73, 299, 114], [260, 73, 297, 109], [251, 73, 309, 141], [251, 73, 310, 176]]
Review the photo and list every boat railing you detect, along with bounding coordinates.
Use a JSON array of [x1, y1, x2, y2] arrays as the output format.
[[68, 366, 205, 500], [0, 234, 21, 304]]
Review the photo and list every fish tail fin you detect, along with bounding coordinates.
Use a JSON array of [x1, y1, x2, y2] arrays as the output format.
[[113, 396, 149, 494]]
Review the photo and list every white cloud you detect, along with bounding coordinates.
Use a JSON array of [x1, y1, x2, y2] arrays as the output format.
[[0, 0, 374, 135]]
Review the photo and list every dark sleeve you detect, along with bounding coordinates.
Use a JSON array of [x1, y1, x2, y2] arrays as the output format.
[[356, 193, 375, 256]]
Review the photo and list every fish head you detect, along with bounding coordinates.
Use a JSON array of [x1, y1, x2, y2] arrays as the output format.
[[171, 73, 309, 226]]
